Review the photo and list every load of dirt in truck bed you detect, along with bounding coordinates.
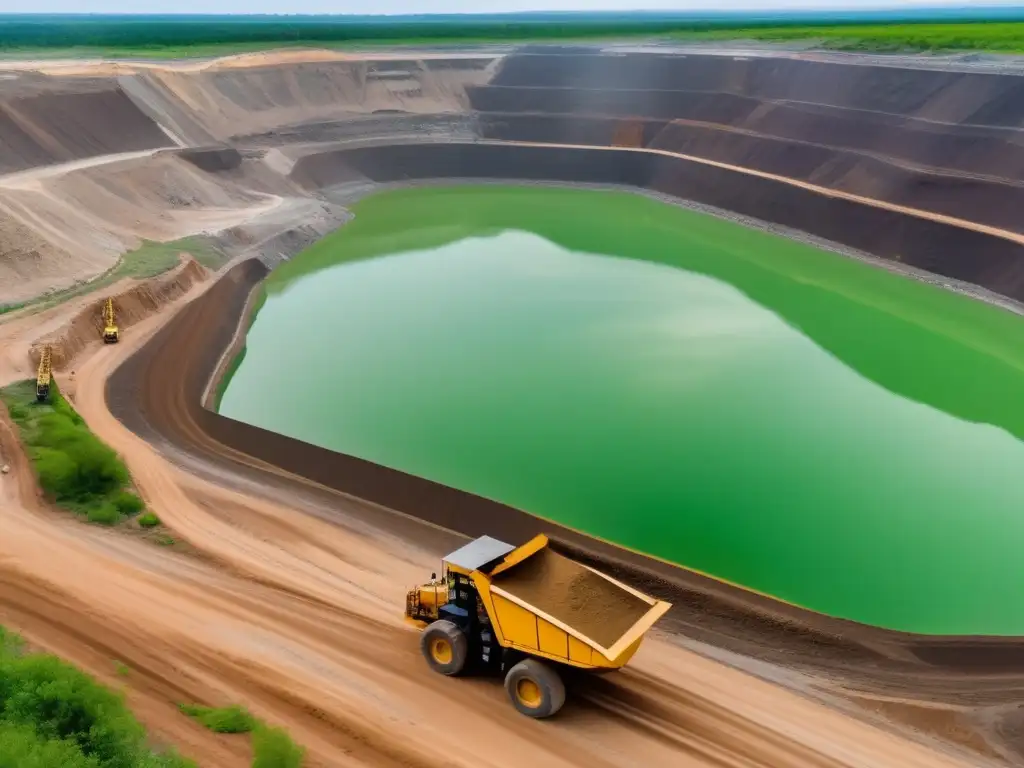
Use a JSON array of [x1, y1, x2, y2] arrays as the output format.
[[492, 547, 651, 651]]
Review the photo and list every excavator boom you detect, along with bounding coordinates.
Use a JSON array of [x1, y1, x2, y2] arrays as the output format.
[[35, 346, 52, 402], [102, 298, 119, 343]]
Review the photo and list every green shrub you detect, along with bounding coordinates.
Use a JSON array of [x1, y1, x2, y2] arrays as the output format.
[[0, 628, 23, 656], [0, 722, 99, 768], [179, 703, 255, 734], [0, 652, 147, 767], [30, 414, 127, 502], [114, 493, 145, 517], [138, 749, 197, 768], [0, 627, 200, 768], [137, 513, 160, 529], [252, 725, 305, 768], [2, 380, 136, 526], [87, 503, 121, 526]]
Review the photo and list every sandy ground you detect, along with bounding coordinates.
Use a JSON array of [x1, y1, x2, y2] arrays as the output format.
[[0, 277, 996, 768]]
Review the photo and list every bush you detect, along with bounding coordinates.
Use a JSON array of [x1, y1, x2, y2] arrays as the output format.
[[30, 414, 127, 502], [0, 627, 198, 768], [137, 513, 160, 529], [252, 725, 305, 768], [0, 653, 147, 767], [114, 493, 145, 517], [2, 380, 136, 526], [87, 503, 121, 526], [0, 722, 99, 768], [179, 704, 255, 734]]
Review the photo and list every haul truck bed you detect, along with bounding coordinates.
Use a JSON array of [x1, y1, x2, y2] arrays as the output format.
[[491, 546, 653, 653], [406, 534, 671, 717]]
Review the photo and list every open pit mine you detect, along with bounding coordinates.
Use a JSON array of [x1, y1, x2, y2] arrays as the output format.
[[3, 44, 1024, 768]]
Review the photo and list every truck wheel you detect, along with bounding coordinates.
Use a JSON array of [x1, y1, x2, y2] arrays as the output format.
[[504, 659, 566, 718], [421, 620, 468, 676]]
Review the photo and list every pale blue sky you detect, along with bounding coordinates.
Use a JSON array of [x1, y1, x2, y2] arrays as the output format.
[[2, 0, 1017, 14]]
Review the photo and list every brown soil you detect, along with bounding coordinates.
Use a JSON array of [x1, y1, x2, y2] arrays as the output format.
[[493, 548, 651, 649], [0, 84, 173, 174]]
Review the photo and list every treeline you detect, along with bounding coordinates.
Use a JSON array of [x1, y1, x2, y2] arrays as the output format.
[[0, 15, 1021, 53], [1, 19, 700, 49], [0, 17, 1014, 51]]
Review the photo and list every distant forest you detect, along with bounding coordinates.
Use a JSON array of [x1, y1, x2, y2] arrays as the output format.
[[0, 18, 714, 49], [2, 10, 1024, 53]]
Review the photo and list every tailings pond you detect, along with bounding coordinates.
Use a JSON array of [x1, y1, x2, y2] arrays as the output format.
[[218, 185, 1024, 635]]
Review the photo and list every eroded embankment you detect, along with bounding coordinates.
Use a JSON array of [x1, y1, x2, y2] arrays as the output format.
[[486, 52, 1024, 123], [477, 112, 1024, 233], [123, 57, 495, 144], [290, 141, 1024, 304], [468, 51, 1024, 233], [30, 257, 208, 370], [107, 253, 1024, 675], [0, 77, 174, 174]]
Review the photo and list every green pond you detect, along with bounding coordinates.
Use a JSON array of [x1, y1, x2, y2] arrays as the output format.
[[218, 185, 1024, 635]]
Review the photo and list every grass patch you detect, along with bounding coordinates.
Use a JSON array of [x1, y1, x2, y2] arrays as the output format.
[[179, 704, 256, 734], [114, 237, 227, 281], [181, 700, 306, 766], [0, 236, 225, 316], [673, 21, 1024, 53], [137, 512, 161, 529], [252, 725, 305, 768], [0, 379, 142, 527], [0, 625, 196, 768], [114, 491, 146, 517]]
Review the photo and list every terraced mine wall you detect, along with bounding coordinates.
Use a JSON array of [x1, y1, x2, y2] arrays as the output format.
[[0, 79, 173, 174], [469, 51, 1024, 232], [121, 57, 495, 145], [291, 142, 1024, 303], [486, 52, 1024, 122]]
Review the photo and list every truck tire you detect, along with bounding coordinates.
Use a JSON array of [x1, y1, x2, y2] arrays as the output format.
[[421, 620, 469, 676], [504, 659, 566, 718]]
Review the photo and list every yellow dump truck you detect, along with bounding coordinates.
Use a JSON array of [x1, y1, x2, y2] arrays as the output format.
[[102, 298, 119, 344], [405, 534, 671, 718], [35, 346, 52, 402]]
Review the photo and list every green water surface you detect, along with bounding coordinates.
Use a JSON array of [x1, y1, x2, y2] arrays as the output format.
[[219, 186, 1024, 635]]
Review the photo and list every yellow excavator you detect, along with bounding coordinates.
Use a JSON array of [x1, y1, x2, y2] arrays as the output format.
[[405, 534, 671, 718], [36, 346, 52, 402], [102, 298, 119, 344]]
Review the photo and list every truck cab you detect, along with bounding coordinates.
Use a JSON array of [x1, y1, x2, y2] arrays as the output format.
[[103, 325, 119, 343]]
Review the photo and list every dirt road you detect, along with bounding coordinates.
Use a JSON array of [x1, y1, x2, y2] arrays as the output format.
[[0, 266, 998, 768]]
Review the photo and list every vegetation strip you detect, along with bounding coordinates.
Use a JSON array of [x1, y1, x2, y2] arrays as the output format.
[[180, 703, 305, 767], [674, 22, 1024, 52], [2, 16, 1023, 57], [0, 625, 195, 767], [0, 236, 224, 317], [0, 379, 145, 526]]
